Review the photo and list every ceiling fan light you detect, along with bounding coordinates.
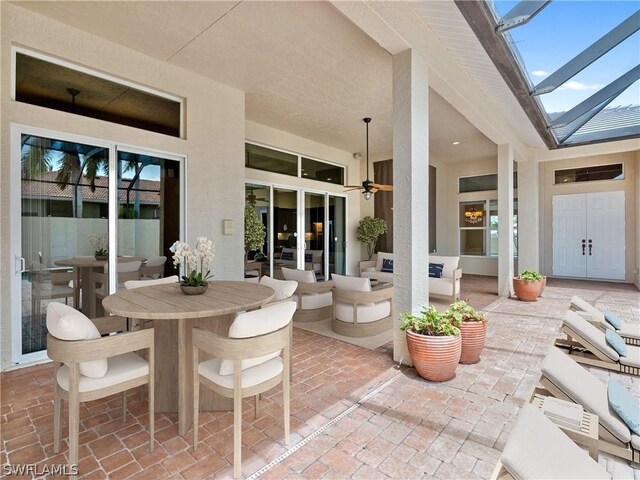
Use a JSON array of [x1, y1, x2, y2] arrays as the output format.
[[363, 191, 373, 200]]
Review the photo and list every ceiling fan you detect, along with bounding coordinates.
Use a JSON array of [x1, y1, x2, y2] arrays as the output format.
[[344, 117, 393, 200], [246, 186, 268, 205]]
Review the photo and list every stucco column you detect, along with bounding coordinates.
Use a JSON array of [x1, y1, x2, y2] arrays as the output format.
[[392, 49, 429, 365], [516, 159, 540, 272], [498, 144, 514, 297]]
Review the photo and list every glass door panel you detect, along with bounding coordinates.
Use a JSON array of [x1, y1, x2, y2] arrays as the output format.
[[304, 193, 325, 280], [116, 150, 181, 294], [244, 183, 270, 279], [329, 196, 346, 276], [272, 188, 298, 279], [20, 134, 109, 355]]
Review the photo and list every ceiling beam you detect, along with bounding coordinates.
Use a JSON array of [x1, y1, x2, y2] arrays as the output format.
[[496, 0, 551, 33], [455, 0, 557, 149], [534, 11, 640, 95]]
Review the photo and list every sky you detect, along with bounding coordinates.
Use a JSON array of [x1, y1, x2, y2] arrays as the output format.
[[492, 0, 639, 113]]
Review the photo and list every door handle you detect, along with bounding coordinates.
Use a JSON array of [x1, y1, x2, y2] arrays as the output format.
[[15, 256, 26, 275], [581, 239, 586, 255], [588, 239, 592, 256]]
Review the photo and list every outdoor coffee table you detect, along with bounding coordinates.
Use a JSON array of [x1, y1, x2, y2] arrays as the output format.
[[102, 280, 274, 436]]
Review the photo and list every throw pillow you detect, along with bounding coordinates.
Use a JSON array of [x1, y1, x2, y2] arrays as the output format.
[[46, 303, 108, 378], [429, 263, 444, 278], [608, 379, 640, 436], [281, 251, 294, 261], [604, 311, 622, 330], [304, 253, 313, 263], [605, 329, 627, 357], [381, 258, 393, 273]]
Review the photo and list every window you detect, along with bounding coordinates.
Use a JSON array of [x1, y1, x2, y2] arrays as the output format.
[[460, 199, 518, 257], [14, 50, 182, 137], [245, 143, 345, 186], [459, 172, 518, 193], [554, 163, 624, 184]]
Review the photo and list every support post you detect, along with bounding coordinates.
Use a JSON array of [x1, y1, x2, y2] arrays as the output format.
[[498, 144, 514, 297], [392, 49, 430, 365], [516, 159, 540, 273]]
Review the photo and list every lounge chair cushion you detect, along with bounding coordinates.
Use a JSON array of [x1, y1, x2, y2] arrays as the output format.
[[570, 295, 605, 323], [618, 323, 640, 340], [430, 255, 460, 279], [619, 345, 640, 369], [607, 379, 640, 436], [541, 348, 631, 443], [46, 303, 108, 379], [259, 276, 297, 302], [281, 267, 316, 284], [375, 252, 394, 273], [605, 329, 627, 357], [57, 352, 148, 393], [295, 291, 332, 310], [604, 311, 622, 329], [332, 274, 370, 292], [335, 301, 391, 324], [564, 311, 619, 361], [219, 302, 295, 376], [501, 404, 610, 480], [632, 434, 640, 451]]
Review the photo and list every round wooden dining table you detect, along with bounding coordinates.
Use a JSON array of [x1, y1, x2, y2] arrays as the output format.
[[102, 280, 275, 436]]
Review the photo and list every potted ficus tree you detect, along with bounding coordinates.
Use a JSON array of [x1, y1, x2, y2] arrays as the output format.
[[244, 205, 266, 261], [444, 300, 487, 364], [357, 216, 388, 260], [513, 269, 544, 302], [400, 305, 461, 382]]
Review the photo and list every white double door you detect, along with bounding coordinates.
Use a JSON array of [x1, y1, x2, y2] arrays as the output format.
[[552, 191, 625, 280]]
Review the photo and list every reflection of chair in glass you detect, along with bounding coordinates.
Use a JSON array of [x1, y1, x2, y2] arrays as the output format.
[[46, 303, 154, 474], [331, 274, 393, 337], [93, 261, 142, 315], [30, 261, 75, 324], [281, 267, 333, 322], [123, 276, 179, 330], [192, 302, 295, 479], [140, 256, 167, 280]]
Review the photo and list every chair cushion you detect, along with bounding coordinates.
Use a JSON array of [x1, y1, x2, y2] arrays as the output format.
[[281, 267, 316, 284], [604, 311, 622, 330], [145, 256, 167, 267], [296, 291, 332, 310], [124, 276, 179, 290], [429, 277, 460, 296], [332, 274, 370, 292], [607, 379, 640, 436], [619, 345, 640, 369], [219, 301, 295, 376], [38, 284, 74, 296], [57, 352, 147, 393], [501, 404, 610, 480], [428, 263, 444, 278], [46, 303, 108, 379], [201, 357, 283, 389], [605, 329, 627, 357], [541, 347, 631, 443], [335, 300, 391, 324], [570, 295, 605, 323], [632, 434, 640, 451], [375, 252, 393, 273], [360, 270, 394, 284], [429, 256, 459, 279], [104, 260, 142, 274], [563, 311, 619, 361], [618, 323, 640, 340], [381, 258, 394, 273], [260, 276, 297, 302]]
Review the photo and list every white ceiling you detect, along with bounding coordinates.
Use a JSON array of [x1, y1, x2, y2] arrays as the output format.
[[13, 0, 498, 162]]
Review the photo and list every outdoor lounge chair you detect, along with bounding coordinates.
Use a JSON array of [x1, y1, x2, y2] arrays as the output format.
[[281, 267, 333, 322], [570, 295, 640, 346], [555, 311, 640, 376], [491, 404, 610, 480], [539, 347, 640, 464]]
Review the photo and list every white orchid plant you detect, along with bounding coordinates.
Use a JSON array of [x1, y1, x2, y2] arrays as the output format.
[[170, 237, 215, 287], [88, 233, 108, 257]]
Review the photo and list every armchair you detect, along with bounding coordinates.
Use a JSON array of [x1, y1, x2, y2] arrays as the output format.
[[281, 267, 333, 322]]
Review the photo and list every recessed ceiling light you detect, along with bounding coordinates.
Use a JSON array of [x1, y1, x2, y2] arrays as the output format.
[[327, 178, 332, 181], [303, 173, 308, 176], [452, 141, 461, 145]]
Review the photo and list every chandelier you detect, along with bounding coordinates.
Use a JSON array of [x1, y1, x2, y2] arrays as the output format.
[[464, 207, 484, 224]]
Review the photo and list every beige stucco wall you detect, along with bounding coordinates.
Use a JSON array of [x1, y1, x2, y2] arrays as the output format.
[[540, 152, 638, 283], [245, 121, 363, 275], [634, 150, 639, 289], [1, 3, 247, 368]]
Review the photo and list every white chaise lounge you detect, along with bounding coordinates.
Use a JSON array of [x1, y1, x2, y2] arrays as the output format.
[[570, 295, 640, 346]]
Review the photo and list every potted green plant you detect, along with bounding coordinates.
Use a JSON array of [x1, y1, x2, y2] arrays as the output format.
[[444, 300, 487, 364], [170, 237, 215, 295], [513, 269, 544, 302], [244, 205, 266, 260], [400, 305, 461, 382], [356, 216, 388, 260]]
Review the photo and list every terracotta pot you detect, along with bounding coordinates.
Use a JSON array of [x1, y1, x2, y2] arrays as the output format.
[[512, 277, 541, 302], [406, 329, 461, 382], [180, 283, 208, 295], [538, 276, 547, 297], [459, 321, 487, 364]]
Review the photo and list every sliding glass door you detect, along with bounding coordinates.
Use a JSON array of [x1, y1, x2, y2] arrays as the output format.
[[12, 127, 184, 364]]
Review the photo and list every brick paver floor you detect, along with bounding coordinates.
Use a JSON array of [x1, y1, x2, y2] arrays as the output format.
[[2, 279, 638, 479]]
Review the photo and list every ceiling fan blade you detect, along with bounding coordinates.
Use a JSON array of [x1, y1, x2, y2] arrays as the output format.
[[373, 184, 393, 191]]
